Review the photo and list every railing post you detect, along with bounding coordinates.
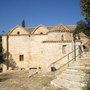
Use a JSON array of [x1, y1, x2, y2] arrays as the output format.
[[51, 63, 55, 77], [72, 34, 76, 62]]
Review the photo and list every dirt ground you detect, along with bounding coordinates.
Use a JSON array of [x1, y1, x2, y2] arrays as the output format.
[[0, 70, 61, 90]]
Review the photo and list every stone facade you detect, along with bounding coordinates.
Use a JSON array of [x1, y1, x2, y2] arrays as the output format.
[[2, 24, 80, 73]]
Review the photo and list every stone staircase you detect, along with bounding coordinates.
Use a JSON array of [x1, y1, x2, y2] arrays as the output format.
[[51, 51, 90, 90]]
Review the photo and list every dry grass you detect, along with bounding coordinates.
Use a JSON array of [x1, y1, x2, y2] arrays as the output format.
[[0, 70, 61, 90]]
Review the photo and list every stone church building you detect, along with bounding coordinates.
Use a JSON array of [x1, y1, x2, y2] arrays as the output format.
[[2, 24, 80, 72]]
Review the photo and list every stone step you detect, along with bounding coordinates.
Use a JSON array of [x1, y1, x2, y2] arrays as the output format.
[[68, 66, 85, 70], [80, 58, 90, 61], [67, 66, 90, 72], [80, 52, 90, 59], [51, 51, 90, 90], [58, 74, 90, 83], [83, 53, 90, 57], [78, 62, 90, 66], [64, 68, 85, 74], [57, 66, 90, 79], [51, 78, 86, 89], [58, 74, 85, 82], [77, 59, 90, 62], [66, 67, 87, 74], [51, 78, 70, 88], [58, 68, 85, 74], [67, 61, 90, 70], [81, 56, 89, 59]]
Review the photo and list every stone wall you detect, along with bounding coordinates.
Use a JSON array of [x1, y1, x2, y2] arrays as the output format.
[[2, 28, 80, 73], [47, 32, 72, 41]]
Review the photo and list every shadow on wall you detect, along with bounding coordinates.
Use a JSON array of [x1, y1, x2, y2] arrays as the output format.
[[83, 45, 89, 52], [86, 74, 90, 90], [83, 45, 90, 90], [3, 51, 17, 70], [83, 70, 90, 90]]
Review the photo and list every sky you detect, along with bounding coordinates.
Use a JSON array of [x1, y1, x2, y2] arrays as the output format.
[[0, 0, 83, 34]]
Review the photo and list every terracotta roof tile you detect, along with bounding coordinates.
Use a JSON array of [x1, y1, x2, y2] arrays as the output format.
[[25, 25, 76, 34], [65, 25, 76, 31], [5, 24, 76, 35], [47, 25, 76, 32]]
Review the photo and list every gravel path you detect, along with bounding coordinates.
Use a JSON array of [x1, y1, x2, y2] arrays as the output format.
[[0, 70, 61, 90]]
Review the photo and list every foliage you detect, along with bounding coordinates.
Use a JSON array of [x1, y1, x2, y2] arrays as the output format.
[[0, 36, 4, 64], [75, 0, 90, 35], [80, 0, 90, 21], [22, 19, 25, 27], [74, 20, 86, 34], [0, 53, 3, 63]]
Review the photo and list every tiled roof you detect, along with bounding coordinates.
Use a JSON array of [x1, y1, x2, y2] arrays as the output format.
[[49, 25, 76, 32], [65, 25, 76, 31], [4, 24, 76, 35], [25, 24, 76, 34]]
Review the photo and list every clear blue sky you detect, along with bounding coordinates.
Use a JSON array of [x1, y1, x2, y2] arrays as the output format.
[[0, 0, 83, 34]]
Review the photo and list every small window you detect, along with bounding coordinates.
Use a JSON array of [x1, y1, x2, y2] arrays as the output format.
[[19, 55, 24, 61], [40, 32, 43, 34], [62, 45, 67, 54], [17, 32, 20, 35]]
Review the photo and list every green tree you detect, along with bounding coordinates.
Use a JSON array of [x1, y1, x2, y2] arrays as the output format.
[[80, 0, 90, 24], [22, 19, 25, 27], [75, 0, 90, 36], [0, 36, 4, 64], [74, 20, 86, 34]]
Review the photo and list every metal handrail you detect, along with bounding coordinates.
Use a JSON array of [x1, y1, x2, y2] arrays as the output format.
[[49, 42, 89, 74], [50, 48, 79, 67], [56, 54, 80, 71]]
